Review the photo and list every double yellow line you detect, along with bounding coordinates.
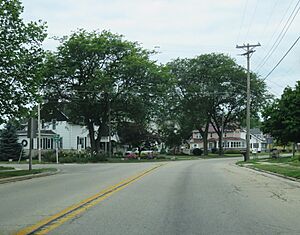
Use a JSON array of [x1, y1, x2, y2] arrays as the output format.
[[16, 164, 165, 235]]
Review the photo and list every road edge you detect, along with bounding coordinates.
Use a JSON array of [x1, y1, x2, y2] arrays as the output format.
[[0, 169, 60, 184], [238, 164, 300, 183]]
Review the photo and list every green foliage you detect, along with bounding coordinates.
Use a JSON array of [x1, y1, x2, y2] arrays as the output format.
[[42, 30, 168, 153], [166, 53, 269, 155], [262, 81, 300, 144], [117, 122, 159, 156], [224, 150, 241, 154], [0, 0, 47, 123], [0, 123, 22, 161], [192, 148, 203, 156], [42, 151, 108, 163]]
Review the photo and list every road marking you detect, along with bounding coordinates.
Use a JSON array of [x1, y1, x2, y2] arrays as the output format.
[[15, 164, 165, 235]]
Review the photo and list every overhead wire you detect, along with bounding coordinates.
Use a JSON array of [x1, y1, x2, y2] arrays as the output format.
[[255, 0, 300, 73], [263, 35, 300, 81], [245, 0, 259, 40], [236, 0, 249, 44]]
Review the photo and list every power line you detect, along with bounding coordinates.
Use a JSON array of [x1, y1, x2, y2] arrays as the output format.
[[236, 0, 249, 43], [263, 35, 300, 81], [245, 0, 260, 40], [256, 0, 300, 72]]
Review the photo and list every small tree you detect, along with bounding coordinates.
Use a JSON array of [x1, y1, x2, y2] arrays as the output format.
[[0, 123, 22, 161]]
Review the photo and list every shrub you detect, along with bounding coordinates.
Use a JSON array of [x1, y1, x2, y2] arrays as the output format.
[[160, 148, 166, 154], [211, 148, 218, 154], [42, 151, 108, 163], [224, 150, 242, 154], [192, 148, 203, 156], [114, 151, 123, 158], [88, 153, 108, 162], [42, 151, 56, 162]]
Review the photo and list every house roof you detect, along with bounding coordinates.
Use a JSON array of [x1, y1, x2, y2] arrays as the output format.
[[17, 130, 56, 136], [250, 128, 263, 135], [41, 106, 69, 122]]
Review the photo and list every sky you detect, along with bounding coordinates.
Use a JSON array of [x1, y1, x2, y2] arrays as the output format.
[[21, 0, 300, 97]]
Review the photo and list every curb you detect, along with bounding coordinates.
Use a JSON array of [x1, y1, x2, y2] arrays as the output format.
[[240, 164, 300, 183], [0, 169, 60, 184]]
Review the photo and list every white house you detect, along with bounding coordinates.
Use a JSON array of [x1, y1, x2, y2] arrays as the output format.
[[17, 109, 118, 155], [189, 125, 267, 153]]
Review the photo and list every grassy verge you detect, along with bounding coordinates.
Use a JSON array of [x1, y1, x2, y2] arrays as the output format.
[[0, 166, 15, 171], [0, 168, 57, 179], [201, 153, 242, 158], [237, 156, 300, 179], [250, 164, 300, 179]]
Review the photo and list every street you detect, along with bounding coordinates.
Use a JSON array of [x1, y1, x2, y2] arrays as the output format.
[[1, 158, 300, 235]]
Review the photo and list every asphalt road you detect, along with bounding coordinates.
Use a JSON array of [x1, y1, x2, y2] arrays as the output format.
[[1, 158, 300, 235]]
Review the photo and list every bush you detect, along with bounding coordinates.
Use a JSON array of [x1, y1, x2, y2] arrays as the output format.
[[211, 148, 218, 154], [160, 148, 166, 154], [114, 151, 123, 158], [42, 151, 108, 163], [224, 150, 242, 154], [192, 148, 203, 156], [42, 151, 56, 162]]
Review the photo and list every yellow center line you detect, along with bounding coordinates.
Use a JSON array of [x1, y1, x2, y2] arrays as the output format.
[[15, 163, 166, 235]]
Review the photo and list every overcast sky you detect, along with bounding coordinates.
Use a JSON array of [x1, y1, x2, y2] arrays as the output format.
[[21, 0, 300, 97]]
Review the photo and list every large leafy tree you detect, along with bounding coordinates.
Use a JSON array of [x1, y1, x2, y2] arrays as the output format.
[[117, 122, 159, 157], [42, 30, 168, 153], [262, 81, 300, 148], [167, 53, 269, 155], [0, 0, 47, 123]]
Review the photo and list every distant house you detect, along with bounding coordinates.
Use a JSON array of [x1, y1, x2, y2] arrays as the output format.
[[189, 125, 267, 153], [17, 108, 118, 155]]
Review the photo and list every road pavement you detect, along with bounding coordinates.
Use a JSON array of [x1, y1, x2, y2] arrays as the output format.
[[1, 158, 300, 235]]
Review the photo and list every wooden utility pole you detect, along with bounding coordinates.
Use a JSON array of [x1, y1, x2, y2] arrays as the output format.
[[236, 43, 261, 161]]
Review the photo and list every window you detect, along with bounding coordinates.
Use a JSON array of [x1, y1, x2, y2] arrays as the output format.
[[77, 137, 84, 149], [59, 138, 63, 149], [253, 143, 259, 148], [52, 119, 57, 130]]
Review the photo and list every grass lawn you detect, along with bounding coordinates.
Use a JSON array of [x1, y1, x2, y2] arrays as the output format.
[[0, 168, 57, 179], [237, 155, 300, 179], [251, 164, 300, 179], [202, 153, 242, 158], [0, 166, 15, 171]]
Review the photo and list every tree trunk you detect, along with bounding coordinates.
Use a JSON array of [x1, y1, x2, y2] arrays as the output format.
[[87, 121, 96, 154], [198, 121, 210, 156], [292, 142, 296, 158], [218, 133, 223, 156]]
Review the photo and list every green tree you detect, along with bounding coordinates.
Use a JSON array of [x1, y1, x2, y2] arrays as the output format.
[[42, 30, 168, 153], [117, 122, 159, 157], [0, 123, 22, 161], [262, 81, 300, 154], [0, 0, 47, 123], [167, 54, 269, 156]]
